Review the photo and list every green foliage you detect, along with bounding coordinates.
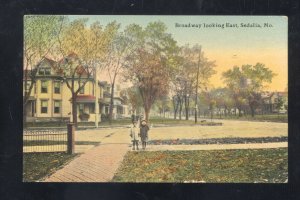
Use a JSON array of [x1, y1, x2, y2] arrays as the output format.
[[23, 15, 66, 108], [125, 86, 143, 112], [113, 148, 287, 183], [79, 113, 90, 121], [222, 63, 276, 117], [275, 96, 284, 110], [23, 152, 78, 182], [222, 63, 276, 93], [24, 15, 65, 64], [123, 21, 180, 121]]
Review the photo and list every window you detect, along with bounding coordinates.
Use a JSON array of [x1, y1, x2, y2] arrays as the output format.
[[54, 100, 61, 114], [89, 104, 95, 114], [79, 86, 84, 94], [38, 68, 51, 75], [54, 81, 61, 94], [45, 68, 51, 75], [25, 81, 31, 91], [41, 81, 48, 93], [79, 104, 84, 114], [41, 100, 48, 114], [24, 81, 31, 95], [38, 69, 44, 75]]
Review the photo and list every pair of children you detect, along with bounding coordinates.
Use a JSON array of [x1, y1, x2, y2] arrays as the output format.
[[130, 119, 150, 150]]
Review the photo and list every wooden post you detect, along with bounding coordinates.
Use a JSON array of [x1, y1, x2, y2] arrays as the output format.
[[67, 123, 75, 154]]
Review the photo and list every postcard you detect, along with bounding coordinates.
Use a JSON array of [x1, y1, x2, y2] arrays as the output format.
[[23, 15, 288, 183]]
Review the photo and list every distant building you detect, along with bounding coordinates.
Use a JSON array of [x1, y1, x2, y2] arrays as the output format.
[[98, 81, 130, 120], [261, 91, 288, 114]]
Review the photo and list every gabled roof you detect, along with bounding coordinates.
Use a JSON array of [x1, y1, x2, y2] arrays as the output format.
[[38, 57, 57, 69]]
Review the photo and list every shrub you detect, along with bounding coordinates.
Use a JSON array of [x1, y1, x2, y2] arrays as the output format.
[[79, 113, 90, 121]]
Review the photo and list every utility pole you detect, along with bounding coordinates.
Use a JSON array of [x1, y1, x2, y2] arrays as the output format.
[[195, 48, 201, 124]]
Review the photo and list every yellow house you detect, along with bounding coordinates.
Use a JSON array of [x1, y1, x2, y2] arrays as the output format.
[[23, 56, 104, 124]]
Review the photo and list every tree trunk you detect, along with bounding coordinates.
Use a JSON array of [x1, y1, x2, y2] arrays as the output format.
[[179, 98, 183, 120], [238, 106, 242, 117], [109, 83, 115, 123], [185, 107, 189, 120], [72, 93, 78, 128], [172, 97, 179, 120], [144, 106, 150, 123], [250, 105, 255, 117], [184, 95, 189, 120], [23, 102, 27, 128]]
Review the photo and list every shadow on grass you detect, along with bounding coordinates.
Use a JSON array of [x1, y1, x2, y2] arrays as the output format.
[[112, 148, 288, 183], [23, 152, 79, 182]]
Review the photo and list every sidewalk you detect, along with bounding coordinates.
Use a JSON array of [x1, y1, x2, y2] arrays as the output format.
[[40, 124, 287, 182], [42, 143, 129, 182]]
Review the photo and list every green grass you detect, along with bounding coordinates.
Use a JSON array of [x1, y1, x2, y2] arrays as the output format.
[[24, 118, 220, 128], [23, 140, 100, 146], [213, 114, 287, 123], [112, 148, 288, 183], [24, 114, 287, 128], [23, 152, 78, 182]]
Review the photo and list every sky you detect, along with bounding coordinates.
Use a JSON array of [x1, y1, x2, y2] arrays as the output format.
[[68, 15, 288, 91]]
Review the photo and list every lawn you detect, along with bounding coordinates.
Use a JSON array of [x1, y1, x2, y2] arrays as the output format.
[[24, 114, 287, 128], [23, 152, 78, 182], [213, 114, 288, 123], [24, 118, 221, 128], [112, 148, 288, 183], [23, 140, 100, 146]]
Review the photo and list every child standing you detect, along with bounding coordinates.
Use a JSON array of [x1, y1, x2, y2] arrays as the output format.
[[140, 120, 150, 150], [130, 121, 139, 150]]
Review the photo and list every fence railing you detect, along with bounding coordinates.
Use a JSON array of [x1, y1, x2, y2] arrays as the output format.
[[23, 129, 68, 153]]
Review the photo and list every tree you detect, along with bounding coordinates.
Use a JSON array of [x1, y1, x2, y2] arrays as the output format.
[[125, 86, 143, 115], [210, 88, 227, 119], [275, 95, 284, 116], [155, 95, 171, 118], [101, 29, 142, 123], [222, 63, 276, 117], [56, 19, 118, 127], [23, 15, 65, 126], [174, 44, 216, 120], [124, 22, 179, 122], [57, 53, 94, 127], [203, 90, 216, 121]]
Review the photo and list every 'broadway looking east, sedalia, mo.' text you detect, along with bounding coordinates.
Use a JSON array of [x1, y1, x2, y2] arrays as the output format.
[[175, 22, 273, 29]]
